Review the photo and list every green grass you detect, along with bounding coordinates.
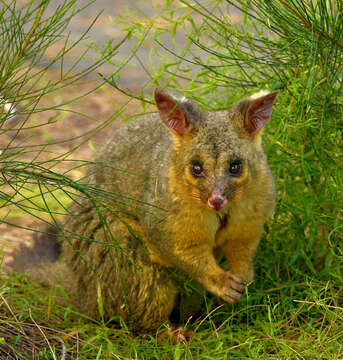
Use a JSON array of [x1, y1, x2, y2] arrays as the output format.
[[1, 267, 343, 359]]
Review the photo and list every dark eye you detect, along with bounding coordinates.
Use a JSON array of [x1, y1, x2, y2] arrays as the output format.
[[229, 161, 242, 176], [191, 161, 204, 177]]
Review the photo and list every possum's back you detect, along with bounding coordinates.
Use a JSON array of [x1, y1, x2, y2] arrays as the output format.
[[91, 113, 172, 209]]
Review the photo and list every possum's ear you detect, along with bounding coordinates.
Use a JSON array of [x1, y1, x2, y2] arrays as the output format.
[[154, 88, 190, 136], [234, 90, 279, 135]]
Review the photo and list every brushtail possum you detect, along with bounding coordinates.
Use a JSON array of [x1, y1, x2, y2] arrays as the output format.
[[13, 88, 278, 333]]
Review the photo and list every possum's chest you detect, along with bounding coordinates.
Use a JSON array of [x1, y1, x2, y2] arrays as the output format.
[[214, 197, 260, 247], [214, 213, 231, 247]]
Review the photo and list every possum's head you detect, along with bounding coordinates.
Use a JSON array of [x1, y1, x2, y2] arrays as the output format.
[[155, 88, 278, 212]]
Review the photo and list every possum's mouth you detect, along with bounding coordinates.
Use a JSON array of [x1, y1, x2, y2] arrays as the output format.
[[207, 197, 227, 211]]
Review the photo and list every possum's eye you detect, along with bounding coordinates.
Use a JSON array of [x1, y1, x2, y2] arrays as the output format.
[[191, 161, 204, 177], [228, 161, 242, 177]]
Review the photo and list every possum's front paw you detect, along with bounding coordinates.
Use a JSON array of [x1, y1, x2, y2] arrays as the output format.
[[216, 271, 245, 304]]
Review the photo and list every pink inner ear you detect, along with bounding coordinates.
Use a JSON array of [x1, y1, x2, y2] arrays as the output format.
[[155, 92, 189, 136], [163, 109, 189, 136], [245, 95, 276, 134]]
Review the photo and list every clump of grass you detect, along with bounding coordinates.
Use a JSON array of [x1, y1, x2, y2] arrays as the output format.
[[1, 270, 343, 359]]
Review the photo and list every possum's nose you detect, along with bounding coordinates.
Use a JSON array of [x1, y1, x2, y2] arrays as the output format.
[[207, 186, 227, 211]]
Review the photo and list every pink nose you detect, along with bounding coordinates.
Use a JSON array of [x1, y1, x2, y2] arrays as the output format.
[[207, 196, 227, 210]]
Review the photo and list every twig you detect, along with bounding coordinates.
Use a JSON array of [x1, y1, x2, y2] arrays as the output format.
[[17, 5, 46, 60], [52, 336, 67, 360], [293, 299, 343, 310], [193, 304, 224, 333], [29, 309, 57, 360]]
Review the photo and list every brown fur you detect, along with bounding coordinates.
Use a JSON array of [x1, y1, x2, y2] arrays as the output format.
[[11, 88, 278, 333]]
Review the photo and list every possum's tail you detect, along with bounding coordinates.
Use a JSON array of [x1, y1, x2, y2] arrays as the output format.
[[6, 226, 74, 292], [8, 226, 61, 272]]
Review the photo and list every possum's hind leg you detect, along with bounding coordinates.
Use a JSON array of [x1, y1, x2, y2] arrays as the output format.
[[65, 215, 178, 333]]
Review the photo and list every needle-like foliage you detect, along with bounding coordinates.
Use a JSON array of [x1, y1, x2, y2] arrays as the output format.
[[0, 0, 140, 240]]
